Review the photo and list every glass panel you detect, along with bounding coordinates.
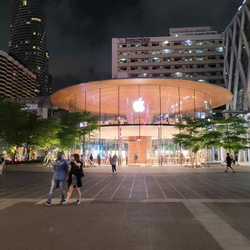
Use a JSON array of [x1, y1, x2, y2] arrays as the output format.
[[119, 85, 139, 125], [140, 85, 161, 124], [100, 87, 118, 125], [160, 86, 179, 124], [179, 88, 195, 117]]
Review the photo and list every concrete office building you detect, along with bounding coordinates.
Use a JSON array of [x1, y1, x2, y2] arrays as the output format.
[[223, 0, 250, 111], [0, 50, 36, 98], [112, 27, 224, 87], [9, 0, 49, 96]]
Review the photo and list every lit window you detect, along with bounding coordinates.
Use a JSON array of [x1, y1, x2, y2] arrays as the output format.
[[46, 52, 49, 58], [33, 46, 36, 49], [152, 57, 160, 62], [33, 32, 36, 35], [26, 21, 31, 24], [162, 49, 171, 54], [23, 0, 27, 6], [31, 18, 42, 22], [174, 72, 183, 77], [184, 40, 192, 45]]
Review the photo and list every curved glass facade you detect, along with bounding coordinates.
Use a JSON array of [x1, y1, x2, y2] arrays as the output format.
[[68, 84, 212, 165]]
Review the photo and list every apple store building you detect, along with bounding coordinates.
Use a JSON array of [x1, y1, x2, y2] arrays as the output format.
[[51, 78, 232, 166]]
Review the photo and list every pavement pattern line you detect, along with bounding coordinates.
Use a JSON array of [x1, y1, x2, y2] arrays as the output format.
[[200, 176, 250, 197], [143, 173, 149, 199], [110, 174, 128, 199], [129, 174, 136, 199], [186, 174, 242, 199], [176, 173, 223, 199], [184, 201, 250, 250], [152, 173, 168, 199]]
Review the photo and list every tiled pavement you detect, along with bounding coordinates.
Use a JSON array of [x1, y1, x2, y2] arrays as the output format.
[[1, 164, 250, 249]]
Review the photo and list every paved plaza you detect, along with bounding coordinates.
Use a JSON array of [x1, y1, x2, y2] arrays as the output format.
[[1, 164, 250, 249]]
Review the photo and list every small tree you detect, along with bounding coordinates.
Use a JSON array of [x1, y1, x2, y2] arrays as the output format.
[[0, 98, 38, 161], [173, 117, 203, 167], [57, 111, 99, 155], [31, 117, 61, 152], [217, 116, 249, 154]]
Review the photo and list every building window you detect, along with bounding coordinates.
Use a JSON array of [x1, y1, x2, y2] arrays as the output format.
[[23, 0, 27, 6], [196, 41, 204, 45], [196, 57, 204, 61], [119, 58, 127, 63], [152, 57, 160, 62], [31, 18, 42, 22], [152, 43, 159, 46], [163, 58, 170, 62], [141, 59, 149, 63], [162, 49, 171, 54], [196, 49, 204, 53]]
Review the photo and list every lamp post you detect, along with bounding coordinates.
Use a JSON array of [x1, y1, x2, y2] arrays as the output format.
[[80, 122, 87, 158]]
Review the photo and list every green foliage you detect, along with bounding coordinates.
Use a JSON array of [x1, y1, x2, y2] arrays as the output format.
[[0, 98, 37, 147], [31, 117, 61, 150], [216, 116, 249, 153], [57, 111, 99, 150], [173, 117, 203, 154]]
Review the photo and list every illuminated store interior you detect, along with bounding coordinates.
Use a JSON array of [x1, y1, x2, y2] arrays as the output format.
[[51, 78, 232, 165]]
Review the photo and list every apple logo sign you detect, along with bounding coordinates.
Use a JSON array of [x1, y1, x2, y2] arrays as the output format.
[[133, 97, 145, 112]]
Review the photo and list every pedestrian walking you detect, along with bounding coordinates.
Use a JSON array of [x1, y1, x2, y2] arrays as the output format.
[[97, 153, 101, 166], [111, 154, 117, 174], [0, 155, 5, 175], [134, 154, 138, 164], [43, 152, 68, 207], [89, 154, 93, 165], [224, 153, 236, 173], [62, 154, 83, 205]]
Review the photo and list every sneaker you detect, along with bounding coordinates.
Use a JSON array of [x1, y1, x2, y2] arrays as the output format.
[[60, 201, 67, 205], [76, 200, 81, 205], [224, 171, 228, 172], [43, 201, 51, 207]]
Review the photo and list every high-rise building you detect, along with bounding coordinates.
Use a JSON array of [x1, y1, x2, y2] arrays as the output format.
[[0, 50, 36, 98], [9, 0, 49, 96], [112, 27, 224, 87], [223, 0, 250, 111]]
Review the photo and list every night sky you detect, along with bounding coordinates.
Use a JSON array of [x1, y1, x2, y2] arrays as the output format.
[[0, 0, 243, 92]]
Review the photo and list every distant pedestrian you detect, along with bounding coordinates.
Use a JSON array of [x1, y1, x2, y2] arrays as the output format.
[[0, 155, 5, 175], [97, 153, 101, 166], [134, 154, 138, 164], [224, 153, 236, 173], [43, 152, 68, 207], [62, 154, 83, 205], [89, 154, 93, 165], [111, 154, 117, 174], [235, 155, 239, 165], [80, 154, 84, 163]]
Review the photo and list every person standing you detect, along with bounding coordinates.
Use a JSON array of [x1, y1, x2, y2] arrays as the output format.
[[62, 154, 83, 205], [111, 154, 117, 174], [43, 152, 68, 207], [224, 153, 236, 173]]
